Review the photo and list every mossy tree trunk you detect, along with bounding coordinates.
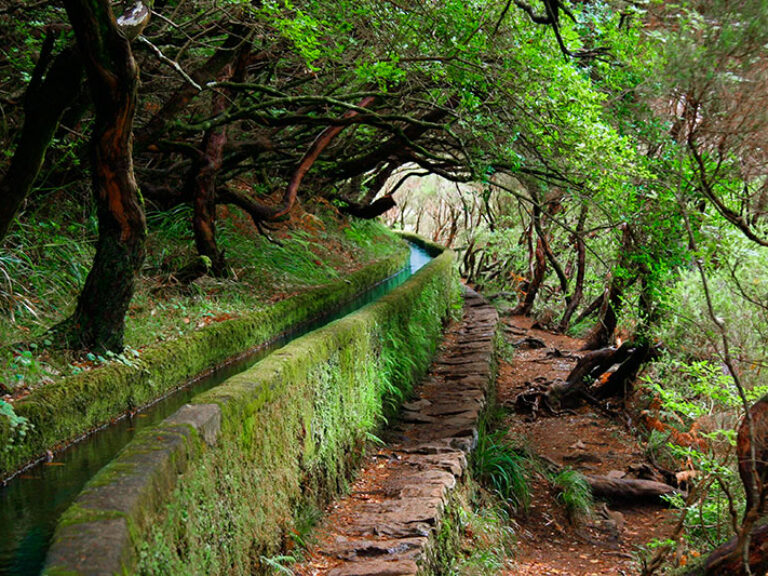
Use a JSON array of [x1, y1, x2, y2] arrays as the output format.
[[582, 223, 635, 350], [59, 0, 148, 352], [189, 74, 230, 276]]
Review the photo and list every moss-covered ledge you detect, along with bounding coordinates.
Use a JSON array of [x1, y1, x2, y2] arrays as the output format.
[[43, 249, 459, 576], [1, 243, 409, 480], [396, 230, 445, 257]]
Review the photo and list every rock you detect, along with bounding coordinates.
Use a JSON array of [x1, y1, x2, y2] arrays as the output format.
[[596, 503, 625, 540], [324, 537, 427, 561], [400, 411, 437, 424], [513, 336, 547, 349], [401, 399, 431, 411], [328, 558, 419, 576], [563, 452, 602, 464]]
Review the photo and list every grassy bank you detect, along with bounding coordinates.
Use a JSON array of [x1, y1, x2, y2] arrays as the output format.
[[44, 248, 460, 575], [1, 202, 409, 477]]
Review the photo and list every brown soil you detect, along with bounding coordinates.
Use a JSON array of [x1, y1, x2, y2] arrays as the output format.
[[498, 315, 677, 576]]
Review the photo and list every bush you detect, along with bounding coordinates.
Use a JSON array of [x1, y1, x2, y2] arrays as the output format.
[[552, 468, 593, 523], [471, 421, 531, 514]]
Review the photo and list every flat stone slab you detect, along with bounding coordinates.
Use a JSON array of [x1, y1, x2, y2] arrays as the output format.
[[324, 537, 428, 561], [44, 518, 133, 576], [295, 287, 498, 576], [328, 558, 419, 576]]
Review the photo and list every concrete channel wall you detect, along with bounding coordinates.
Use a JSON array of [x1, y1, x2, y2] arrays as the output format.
[[44, 245, 459, 575], [1, 246, 408, 479]]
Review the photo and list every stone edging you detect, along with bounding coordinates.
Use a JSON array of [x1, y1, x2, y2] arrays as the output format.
[[395, 231, 445, 256], [1, 245, 409, 480]]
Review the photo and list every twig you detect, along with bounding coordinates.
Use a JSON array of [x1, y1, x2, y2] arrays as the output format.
[[137, 35, 202, 91]]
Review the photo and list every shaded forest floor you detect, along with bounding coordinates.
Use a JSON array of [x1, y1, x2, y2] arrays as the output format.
[[497, 315, 676, 576]]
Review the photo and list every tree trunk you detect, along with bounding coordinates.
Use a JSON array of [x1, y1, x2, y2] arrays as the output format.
[[514, 233, 546, 315], [513, 181, 562, 316], [527, 342, 657, 413], [558, 205, 588, 332], [686, 397, 768, 575], [688, 525, 768, 576], [545, 344, 632, 408], [57, 0, 148, 352], [582, 224, 634, 350], [340, 195, 396, 219], [191, 117, 228, 276], [0, 41, 84, 241], [187, 52, 246, 277], [585, 475, 682, 502], [738, 395, 768, 517]]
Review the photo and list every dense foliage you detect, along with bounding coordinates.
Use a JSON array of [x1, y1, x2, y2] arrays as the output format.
[[1, 0, 768, 573]]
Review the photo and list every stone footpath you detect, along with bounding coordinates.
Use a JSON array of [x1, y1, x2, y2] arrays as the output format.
[[295, 287, 498, 576]]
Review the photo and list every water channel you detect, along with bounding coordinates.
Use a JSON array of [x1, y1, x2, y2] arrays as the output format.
[[0, 242, 434, 575]]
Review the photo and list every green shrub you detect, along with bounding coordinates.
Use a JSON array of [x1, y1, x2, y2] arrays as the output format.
[[471, 422, 531, 513], [552, 468, 593, 523]]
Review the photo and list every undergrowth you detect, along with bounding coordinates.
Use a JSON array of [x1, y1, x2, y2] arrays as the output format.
[[471, 411, 532, 514], [0, 198, 403, 395], [450, 488, 516, 576], [551, 468, 593, 524]]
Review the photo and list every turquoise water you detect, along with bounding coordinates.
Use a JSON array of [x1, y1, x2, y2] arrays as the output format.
[[0, 243, 432, 575]]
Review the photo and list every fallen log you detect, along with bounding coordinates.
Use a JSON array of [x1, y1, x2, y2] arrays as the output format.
[[737, 394, 768, 515], [512, 343, 657, 417], [585, 475, 683, 502], [686, 524, 768, 576], [594, 343, 652, 399], [550, 343, 655, 408], [545, 345, 630, 408]]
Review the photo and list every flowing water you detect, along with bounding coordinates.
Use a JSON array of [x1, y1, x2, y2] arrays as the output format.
[[0, 243, 434, 575]]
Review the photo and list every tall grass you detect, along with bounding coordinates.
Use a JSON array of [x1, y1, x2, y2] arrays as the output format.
[[451, 494, 516, 576], [552, 468, 593, 523], [471, 420, 531, 513], [1, 198, 404, 394]]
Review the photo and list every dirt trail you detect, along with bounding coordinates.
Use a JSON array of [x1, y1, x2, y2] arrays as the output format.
[[498, 315, 676, 576]]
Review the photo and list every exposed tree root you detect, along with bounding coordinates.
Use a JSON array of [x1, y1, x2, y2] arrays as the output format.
[[512, 343, 659, 416]]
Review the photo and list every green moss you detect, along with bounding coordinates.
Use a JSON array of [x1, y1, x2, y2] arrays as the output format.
[[428, 488, 465, 575], [43, 249, 459, 575], [395, 231, 446, 256], [40, 569, 81, 576], [131, 250, 460, 574], [58, 504, 126, 528], [0, 246, 408, 478]]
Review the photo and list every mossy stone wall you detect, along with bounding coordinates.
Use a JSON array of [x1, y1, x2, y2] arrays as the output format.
[[44, 246, 459, 575], [1, 246, 408, 479], [396, 230, 446, 257]]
